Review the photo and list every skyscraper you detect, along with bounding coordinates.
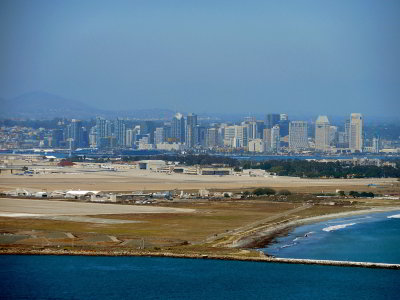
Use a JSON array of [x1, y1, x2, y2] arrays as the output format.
[[171, 113, 185, 143], [315, 115, 330, 151], [185, 113, 198, 147], [155, 127, 165, 144], [349, 113, 363, 152], [265, 114, 280, 129], [271, 125, 280, 153], [206, 128, 218, 148], [263, 128, 272, 151], [279, 114, 289, 137], [114, 119, 126, 147], [289, 121, 308, 150]]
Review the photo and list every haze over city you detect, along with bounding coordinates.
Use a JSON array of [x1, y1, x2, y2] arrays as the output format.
[[1, 0, 400, 116]]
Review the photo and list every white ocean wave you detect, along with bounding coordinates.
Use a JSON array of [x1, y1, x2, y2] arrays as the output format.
[[387, 214, 400, 219], [322, 223, 356, 232], [280, 243, 297, 249], [326, 216, 371, 224]]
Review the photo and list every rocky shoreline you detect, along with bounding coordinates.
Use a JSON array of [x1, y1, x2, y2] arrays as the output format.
[[1, 248, 400, 270]]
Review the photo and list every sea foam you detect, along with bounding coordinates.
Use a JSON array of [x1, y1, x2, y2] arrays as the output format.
[[387, 214, 400, 219], [322, 223, 356, 232]]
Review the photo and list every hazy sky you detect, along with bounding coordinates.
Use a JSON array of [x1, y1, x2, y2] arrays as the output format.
[[1, 0, 399, 116]]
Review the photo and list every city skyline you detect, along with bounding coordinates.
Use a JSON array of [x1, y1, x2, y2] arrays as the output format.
[[3, 111, 393, 155]]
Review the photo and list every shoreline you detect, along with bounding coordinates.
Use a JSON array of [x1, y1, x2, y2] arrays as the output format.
[[1, 248, 399, 270], [233, 206, 400, 249]]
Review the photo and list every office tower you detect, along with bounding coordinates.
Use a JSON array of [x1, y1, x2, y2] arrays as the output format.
[[196, 125, 207, 147], [344, 119, 351, 147], [265, 114, 280, 129], [96, 117, 106, 142], [329, 126, 338, 146], [114, 119, 126, 147], [279, 114, 289, 137], [171, 113, 185, 143], [155, 127, 165, 144], [372, 137, 380, 153], [271, 125, 280, 153], [216, 127, 224, 146], [223, 125, 247, 148], [66, 119, 87, 149], [263, 128, 272, 151], [125, 129, 134, 148], [349, 113, 363, 152], [289, 121, 308, 150], [315, 115, 330, 151], [206, 128, 219, 148], [256, 121, 265, 139], [236, 125, 248, 147], [186, 113, 198, 147], [51, 129, 64, 148], [140, 121, 156, 144]]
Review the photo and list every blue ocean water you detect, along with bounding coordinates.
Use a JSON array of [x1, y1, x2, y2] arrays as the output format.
[[0, 255, 399, 300], [263, 211, 400, 264]]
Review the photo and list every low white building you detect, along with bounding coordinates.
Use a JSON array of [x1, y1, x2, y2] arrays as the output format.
[[65, 190, 100, 199], [137, 160, 166, 171]]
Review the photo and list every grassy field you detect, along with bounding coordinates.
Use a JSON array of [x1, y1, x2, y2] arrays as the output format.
[[3, 195, 397, 257]]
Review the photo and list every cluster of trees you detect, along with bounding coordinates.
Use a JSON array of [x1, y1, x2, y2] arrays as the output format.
[[242, 160, 400, 178], [348, 191, 375, 198], [245, 188, 291, 197]]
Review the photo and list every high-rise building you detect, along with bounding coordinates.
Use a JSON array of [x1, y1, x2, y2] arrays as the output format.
[[279, 114, 289, 137], [315, 115, 330, 151], [171, 113, 185, 143], [263, 128, 272, 151], [114, 119, 126, 147], [372, 137, 380, 153], [289, 121, 308, 150], [223, 125, 248, 148], [51, 128, 64, 148], [271, 125, 280, 153], [206, 128, 218, 148], [140, 121, 156, 144], [185, 113, 198, 147], [125, 129, 134, 148], [96, 117, 106, 143], [349, 113, 363, 152], [155, 127, 165, 145], [265, 114, 280, 129]]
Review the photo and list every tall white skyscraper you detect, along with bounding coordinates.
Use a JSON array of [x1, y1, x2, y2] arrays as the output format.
[[271, 125, 280, 153], [289, 121, 308, 150], [185, 113, 198, 147], [349, 113, 363, 152], [315, 115, 330, 151]]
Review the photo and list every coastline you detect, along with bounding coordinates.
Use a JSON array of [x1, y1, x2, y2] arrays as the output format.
[[1, 247, 400, 270], [2, 206, 400, 270], [232, 206, 400, 249]]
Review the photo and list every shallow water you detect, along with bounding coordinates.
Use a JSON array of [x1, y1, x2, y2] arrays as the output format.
[[263, 211, 400, 264]]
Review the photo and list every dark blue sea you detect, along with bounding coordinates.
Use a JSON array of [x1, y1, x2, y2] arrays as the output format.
[[263, 211, 400, 264], [1, 255, 399, 300]]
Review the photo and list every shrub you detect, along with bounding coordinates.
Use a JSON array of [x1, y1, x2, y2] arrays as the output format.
[[278, 189, 291, 196], [253, 187, 276, 196]]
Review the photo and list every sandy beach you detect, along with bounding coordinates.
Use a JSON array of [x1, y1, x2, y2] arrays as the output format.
[[233, 206, 400, 248]]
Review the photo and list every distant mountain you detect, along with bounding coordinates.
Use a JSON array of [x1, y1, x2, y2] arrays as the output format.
[[0, 91, 176, 120]]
